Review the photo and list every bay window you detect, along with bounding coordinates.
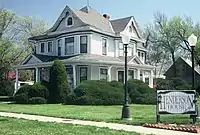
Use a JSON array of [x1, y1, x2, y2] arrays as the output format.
[[65, 37, 74, 55], [80, 36, 87, 53], [47, 41, 53, 52], [41, 43, 45, 53]]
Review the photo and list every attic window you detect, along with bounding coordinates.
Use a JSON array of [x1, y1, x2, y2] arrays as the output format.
[[129, 26, 133, 33], [67, 17, 73, 26]]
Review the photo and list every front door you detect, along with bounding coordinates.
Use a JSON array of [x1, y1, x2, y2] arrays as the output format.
[[118, 71, 124, 83]]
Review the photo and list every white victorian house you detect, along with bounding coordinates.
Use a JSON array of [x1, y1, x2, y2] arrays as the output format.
[[15, 5, 154, 91]]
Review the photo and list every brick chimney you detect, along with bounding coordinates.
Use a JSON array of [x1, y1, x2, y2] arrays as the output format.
[[103, 14, 110, 20]]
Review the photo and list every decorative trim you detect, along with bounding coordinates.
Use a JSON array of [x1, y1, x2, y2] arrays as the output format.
[[21, 54, 43, 65]]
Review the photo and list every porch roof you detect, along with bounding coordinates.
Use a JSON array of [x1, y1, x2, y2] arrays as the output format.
[[31, 53, 123, 63], [17, 53, 155, 69]]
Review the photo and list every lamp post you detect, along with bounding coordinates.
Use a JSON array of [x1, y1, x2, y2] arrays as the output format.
[[121, 32, 132, 120], [188, 34, 197, 89]]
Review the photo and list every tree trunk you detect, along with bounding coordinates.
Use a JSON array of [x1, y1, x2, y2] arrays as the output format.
[[171, 52, 177, 77]]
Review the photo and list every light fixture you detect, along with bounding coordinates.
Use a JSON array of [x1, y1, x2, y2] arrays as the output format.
[[188, 34, 197, 47], [121, 31, 131, 45]]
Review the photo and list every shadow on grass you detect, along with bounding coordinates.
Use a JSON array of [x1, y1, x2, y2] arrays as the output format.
[[0, 118, 9, 122]]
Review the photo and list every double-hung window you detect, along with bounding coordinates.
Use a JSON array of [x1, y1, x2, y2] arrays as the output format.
[[102, 38, 107, 55], [100, 68, 108, 80], [65, 37, 74, 55], [57, 39, 62, 56], [128, 70, 134, 80], [41, 43, 45, 53], [119, 43, 124, 56], [80, 67, 87, 82], [80, 36, 87, 53], [47, 42, 53, 52]]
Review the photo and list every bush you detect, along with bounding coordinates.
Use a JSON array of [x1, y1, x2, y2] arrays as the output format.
[[28, 97, 47, 104], [49, 60, 71, 103], [67, 80, 125, 105], [128, 79, 156, 105], [14, 93, 29, 104], [14, 83, 48, 104], [0, 79, 15, 96], [155, 78, 191, 90], [110, 80, 124, 88], [64, 92, 77, 105], [14, 84, 30, 104], [28, 82, 49, 99]]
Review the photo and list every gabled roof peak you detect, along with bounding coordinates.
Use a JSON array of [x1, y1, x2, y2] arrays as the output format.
[[80, 6, 91, 13]]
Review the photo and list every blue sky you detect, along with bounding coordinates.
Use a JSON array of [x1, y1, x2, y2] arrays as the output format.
[[1, 0, 200, 29]]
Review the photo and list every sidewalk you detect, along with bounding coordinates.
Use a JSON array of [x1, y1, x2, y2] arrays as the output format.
[[0, 112, 198, 135]]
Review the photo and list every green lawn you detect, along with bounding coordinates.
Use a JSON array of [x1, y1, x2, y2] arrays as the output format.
[[0, 103, 197, 125], [0, 117, 141, 135]]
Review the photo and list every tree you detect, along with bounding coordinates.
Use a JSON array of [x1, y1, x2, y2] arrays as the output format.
[[49, 60, 71, 103], [0, 9, 48, 95], [145, 12, 183, 77]]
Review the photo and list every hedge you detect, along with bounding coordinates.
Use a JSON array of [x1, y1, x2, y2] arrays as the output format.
[[155, 78, 192, 90], [65, 80, 125, 105], [28, 97, 47, 104], [14, 83, 48, 104], [128, 79, 156, 105]]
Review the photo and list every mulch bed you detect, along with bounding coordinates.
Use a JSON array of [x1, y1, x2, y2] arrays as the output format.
[[143, 123, 200, 133]]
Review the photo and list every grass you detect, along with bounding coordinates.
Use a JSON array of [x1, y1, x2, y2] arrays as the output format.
[[0, 103, 197, 125], [0, 117, 141, 135]]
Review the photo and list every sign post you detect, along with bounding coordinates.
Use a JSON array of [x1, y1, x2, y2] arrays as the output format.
[[156, 90, 198, 123]]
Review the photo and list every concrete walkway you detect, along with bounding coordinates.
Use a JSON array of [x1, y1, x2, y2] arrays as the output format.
[[0, 112, 198, 135]]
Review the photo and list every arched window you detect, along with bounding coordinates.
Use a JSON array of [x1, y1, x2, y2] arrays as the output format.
[[67, 17, 73, 26]]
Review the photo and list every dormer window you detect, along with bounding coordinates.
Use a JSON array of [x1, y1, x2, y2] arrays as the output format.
[[67, 17, 73, 26]]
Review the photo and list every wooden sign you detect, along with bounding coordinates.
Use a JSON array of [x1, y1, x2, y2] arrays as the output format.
[[156, 90, 198, 123]]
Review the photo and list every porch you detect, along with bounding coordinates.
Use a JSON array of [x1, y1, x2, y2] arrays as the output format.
[[15, 64, 154, 91], [15, 53, 155, 92]]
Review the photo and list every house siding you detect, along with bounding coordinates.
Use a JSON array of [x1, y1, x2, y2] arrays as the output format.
[[55, 12, 85, 32], [91, 65, 99, 80], [165, 58, 200, 85], [90, 33, 115, 57]]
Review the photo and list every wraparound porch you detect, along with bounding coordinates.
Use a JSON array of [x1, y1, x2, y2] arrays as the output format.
[[15, 63, 154, 92]]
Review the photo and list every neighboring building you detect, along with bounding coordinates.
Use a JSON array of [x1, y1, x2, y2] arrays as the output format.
[[164, 57, 200, 85], [15, 5, 154, 90], [6, 72, 16, 80]]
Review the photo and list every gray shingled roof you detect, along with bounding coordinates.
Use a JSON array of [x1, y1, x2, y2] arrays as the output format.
[[32, 53, 123, 63], [32, 54, 76, 62], [110, 17, 132, 33], [65, 53, 123, 63], [29, 5, 144, 41], [118, 56, 135, 62], [74, 6, 114, 34]]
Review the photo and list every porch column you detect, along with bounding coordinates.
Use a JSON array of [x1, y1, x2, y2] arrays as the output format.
[[72, 65, 76, 89], [137, 69, 140, 80], [108, 66, 112, 81], [142, 70, 145, 82], [35, 67, 39, 83], [149, 70, 154, 88], [15, 69, 19, 91]]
